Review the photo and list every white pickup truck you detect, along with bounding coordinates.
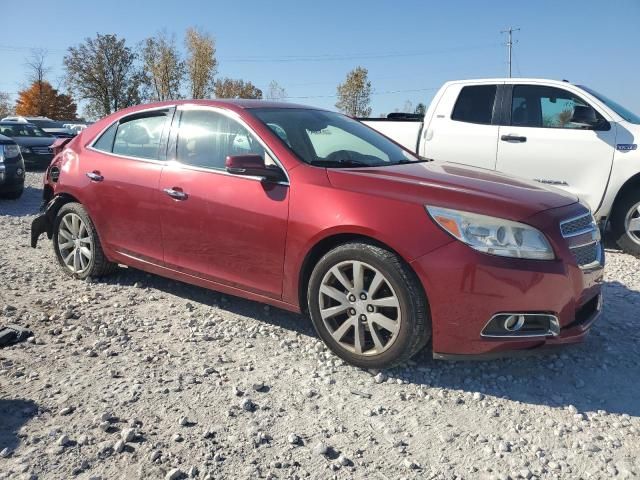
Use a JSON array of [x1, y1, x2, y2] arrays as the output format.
[[362, 78, 640, 255]]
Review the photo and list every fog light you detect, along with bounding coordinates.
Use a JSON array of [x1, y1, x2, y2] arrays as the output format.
[[503, 314, 525, 331], [481, 313, 560, 338]]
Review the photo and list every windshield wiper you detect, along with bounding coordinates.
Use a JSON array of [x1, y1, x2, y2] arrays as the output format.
[[393, 158, 432, 165], [310, 159, 372, 168]]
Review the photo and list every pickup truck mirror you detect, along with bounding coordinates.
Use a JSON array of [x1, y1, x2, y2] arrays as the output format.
[[225, 154, 286, 182], [570, 105, 598, 128]]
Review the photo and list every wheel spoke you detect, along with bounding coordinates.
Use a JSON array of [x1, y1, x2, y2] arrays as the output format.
[[63, 249, 75, 266], [79, 237, 91, 245], [628, 217, 640, 233], [320, 304, 349, 320], [79, 250, 87, 270], [62, 216, 73, 233], [331, 318, 354, 342], [58, 240, 74, 250], [353, 320, 365, 354], [320, 284, 348, 304], [370, 313, 400, 334], [352, 261, 365, 293], [330, 266, 353, 292], [73, 248, 80, 271], [370, 295, 400, 309], [79, 246, 92, 260], [58, 228, 72, 241], [368, 271, 384, 297], [71, 215, 80, 236], [367, 319, 385, 352]]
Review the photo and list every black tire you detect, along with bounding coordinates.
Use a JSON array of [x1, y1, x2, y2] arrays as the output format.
[[0, 188, 23, 200], [611, 189, 640, 256], [307, 242, 430, 369], [52, 202, 117, 279]]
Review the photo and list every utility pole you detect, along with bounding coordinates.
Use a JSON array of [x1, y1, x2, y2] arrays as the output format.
[[501, 27, 520, 78]]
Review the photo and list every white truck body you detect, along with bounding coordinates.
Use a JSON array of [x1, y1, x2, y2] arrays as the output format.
[[363, 78, 640, 254]]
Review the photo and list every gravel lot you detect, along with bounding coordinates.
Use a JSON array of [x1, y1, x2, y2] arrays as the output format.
[[1, 172, 639, 480]]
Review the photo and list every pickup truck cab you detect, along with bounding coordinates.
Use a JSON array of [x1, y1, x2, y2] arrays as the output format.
[[362, 79, 640, 255]]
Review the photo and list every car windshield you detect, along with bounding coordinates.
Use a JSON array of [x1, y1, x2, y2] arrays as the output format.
[[0, 123, 51, 137], [580, 85, 640, 125], [251, 108, 421, 167]]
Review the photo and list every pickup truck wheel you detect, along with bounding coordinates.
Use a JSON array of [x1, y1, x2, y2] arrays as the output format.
[[307, 242, 430, 369], [611, 192, 640, 256], [52, 202, 116, 279]]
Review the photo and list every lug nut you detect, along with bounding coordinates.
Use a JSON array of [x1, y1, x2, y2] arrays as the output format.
[[348, 308, 356, 316], [360, 293, 367, 300], [359, 314, 367, 321], [367, 305, 374, 313], [348, 294, 356, 302]]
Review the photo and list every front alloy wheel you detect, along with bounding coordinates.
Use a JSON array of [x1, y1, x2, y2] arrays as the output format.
[[624, 201, 640, 246], [308, 242, 430, 369]]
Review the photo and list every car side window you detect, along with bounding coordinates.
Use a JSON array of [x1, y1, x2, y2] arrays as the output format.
[[451, 85, 497, 125], [511, 85, 605, 129], [92, 123, 118, 152], [110, 112, 169, 160], [176, 109, 269, 170]]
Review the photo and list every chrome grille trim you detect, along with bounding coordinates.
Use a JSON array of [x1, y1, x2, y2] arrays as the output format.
[[560, 210, 603, 270]]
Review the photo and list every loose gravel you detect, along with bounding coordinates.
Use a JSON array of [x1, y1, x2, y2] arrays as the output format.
[[0, 172, 639, 479]]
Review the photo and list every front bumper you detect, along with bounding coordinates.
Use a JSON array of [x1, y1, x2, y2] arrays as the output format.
[[0, 161, 25, 192], [22, 152, 53, 170], [411, 204, 604, 357]]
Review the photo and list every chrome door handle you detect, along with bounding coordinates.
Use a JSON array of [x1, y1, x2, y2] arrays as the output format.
[[86, 172, 104, 182], [163, 188, 188, 200]]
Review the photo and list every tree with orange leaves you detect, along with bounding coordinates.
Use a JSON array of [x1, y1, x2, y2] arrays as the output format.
[[15, 81, 78, 120]]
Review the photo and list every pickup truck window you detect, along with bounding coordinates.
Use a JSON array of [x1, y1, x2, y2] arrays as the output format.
[[451, 85, 497, 125], [511, 85, 605, 129], [580, 85, 640, 125], [252, 108, 421, 168]]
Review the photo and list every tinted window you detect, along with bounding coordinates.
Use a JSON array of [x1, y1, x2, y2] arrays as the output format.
[[451, 85, 497, 124], [0, 123, 50, 138], [176, 109, 267, 170], [112, 112, 169, 160], [511, 85, 605, 129], [92, 123, 117, 152]]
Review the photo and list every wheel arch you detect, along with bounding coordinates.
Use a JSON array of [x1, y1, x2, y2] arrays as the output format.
[[608, 172, 640, 227], [297, 232, 427, 314]]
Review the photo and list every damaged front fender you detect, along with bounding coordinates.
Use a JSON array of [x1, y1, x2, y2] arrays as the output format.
[[30, 195, 69, 248]]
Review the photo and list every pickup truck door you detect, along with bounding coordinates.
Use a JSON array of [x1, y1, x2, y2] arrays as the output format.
[[496, 84, 615, 211], [423, 83, 501, 170]]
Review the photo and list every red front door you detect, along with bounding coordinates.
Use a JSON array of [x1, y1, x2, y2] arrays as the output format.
[[158, 107, 289, 298]]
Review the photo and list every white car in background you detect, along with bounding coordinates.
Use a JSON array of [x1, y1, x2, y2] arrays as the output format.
[[362, 78, 640, 255]]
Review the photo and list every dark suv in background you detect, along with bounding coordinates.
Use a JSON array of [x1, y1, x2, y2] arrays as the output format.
[[0, 122, 55, 170], [0, 134, 25, 199]]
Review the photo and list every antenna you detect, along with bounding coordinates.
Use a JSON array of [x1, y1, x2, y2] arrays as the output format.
[[501, 27, 520, 78]]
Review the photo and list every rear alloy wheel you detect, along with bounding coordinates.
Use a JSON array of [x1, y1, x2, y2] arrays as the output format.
[[308, 242, 430, 369], [53, 202, 116, 279], [611, 191, 640, 256]]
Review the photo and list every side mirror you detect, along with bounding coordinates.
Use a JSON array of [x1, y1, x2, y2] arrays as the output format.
[[570, 105, 598, 127], [225, 154, 286, 182]]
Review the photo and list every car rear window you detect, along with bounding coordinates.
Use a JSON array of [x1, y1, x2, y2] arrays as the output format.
[[451, 85, 497, 125]]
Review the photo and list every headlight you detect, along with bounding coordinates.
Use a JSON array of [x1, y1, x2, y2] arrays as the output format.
[[20, 146, 31, 154], [426, 206, 555, 260]]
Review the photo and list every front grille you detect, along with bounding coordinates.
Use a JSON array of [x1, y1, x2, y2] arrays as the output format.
[[560, 211, 603, 269], [32, 146, 52, 155], [560, 213, 593, 237], [571, 242, 599, 266]]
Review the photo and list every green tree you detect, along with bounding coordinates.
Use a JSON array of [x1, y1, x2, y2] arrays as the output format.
[[142, 31, 185, 101], [335, 66, 372, 117], [64, 34, 142, 119], [414, 102, 427, 115], [214, 78, 262, 99]]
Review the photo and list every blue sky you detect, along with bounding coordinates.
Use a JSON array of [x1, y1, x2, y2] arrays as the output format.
[[2, 0, 639, 117]]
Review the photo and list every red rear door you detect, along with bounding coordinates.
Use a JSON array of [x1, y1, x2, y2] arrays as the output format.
[[158, 106, 289, 298], [78, 108, 173, 264]]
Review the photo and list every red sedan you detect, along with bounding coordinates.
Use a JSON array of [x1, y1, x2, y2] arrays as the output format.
[[31, 100, 604, 368]]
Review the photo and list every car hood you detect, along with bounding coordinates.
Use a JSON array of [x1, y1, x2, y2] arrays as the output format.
[[326, 161, 579, 221], [9, 136, 56, 147]]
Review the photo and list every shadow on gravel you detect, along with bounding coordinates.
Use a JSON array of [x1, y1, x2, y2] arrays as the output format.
[[0, 186, 43, 217], [0, 399, 39, 452]]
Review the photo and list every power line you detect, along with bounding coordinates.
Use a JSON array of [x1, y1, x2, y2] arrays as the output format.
[[500, 27, 520, 78]]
